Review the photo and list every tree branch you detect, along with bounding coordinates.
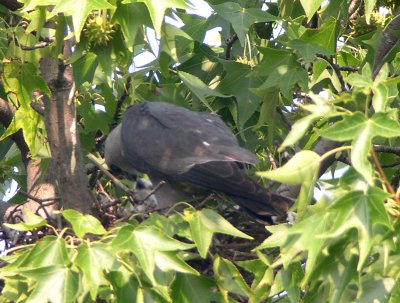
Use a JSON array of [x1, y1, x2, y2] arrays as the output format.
[[374, 145, 400, 156], [373, 7, 400, 78], [316, 54, 348, 92], [13, 37, 55, 51], [225, 33, 238, 60], [0, 0, 23, 11]]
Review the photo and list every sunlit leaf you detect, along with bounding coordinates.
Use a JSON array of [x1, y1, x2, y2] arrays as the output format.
[[212, 2, 277, 46], [171, 273, 214, 303], [50, 0, 114, 42], [3, 209, 46, 231], [75, 243, 115, 299], [178, 71, 228, 110], [62, 209, 106, 238], [321, 187, 392, 269], [124, 0, 189, 37], [183, 208, 252, 258], [112, 225, 195, 283], [299, 0, 323, 20], [258, 150, 320, 185], [213, 255, 252, 298], [21, 265, 79, 303], [321, 112, 400, 184]]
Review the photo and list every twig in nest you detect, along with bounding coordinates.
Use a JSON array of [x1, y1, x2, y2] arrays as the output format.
[[195, 193, 215, 209], [87, 153, 133, 196], [139, 180, 165, 203]]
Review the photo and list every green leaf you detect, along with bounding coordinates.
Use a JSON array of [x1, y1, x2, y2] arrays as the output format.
[[300, 0, 323, 20], [21, 265, 79, 303], [21, 0, 59, 12], [62, 209, 106, 238], [178, 12, 210, 42], [236, 259, 273, 302], [364, 0, 377, 24], [3, 209, 46, 231], [300, 17, 339, 53], [75, 243, 115, 299], [322, 187, 392, 269], [281, 262, 304, 303], [50, 0, 114, 42], [113, 2, 152, 51], [371, 82, 387, 113], [160, 23, 193, 63], [258, 205, 336, 284], [154, 251, 198, 275], [178, 71, 228, 110], [105, 270, 140, 302], [1, 61, 48, 157], [254, 56, 308, 100], [0, 106, 45, 157], [183, 208, 252, 258], [257, 150, 320, 185], [1, 236, 68, 272], [288, 39, 333, 63], [280, 114, 319, 149], [212, 2, 277, 46], [171, 273, 214, 303], [112, 225, 195, 283], [348, 73, 372, 88], [213, 255, 252, 298], [72, 52, 98, 88], [321, 112, 400, 184], [356, 277, 395, 303], [124, 0, 189, 37], [218, 60, 264, 129]]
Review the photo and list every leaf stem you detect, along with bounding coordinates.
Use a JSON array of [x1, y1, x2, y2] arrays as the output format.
[[319, 146, 352, 162], [370, 148, 399, 204]]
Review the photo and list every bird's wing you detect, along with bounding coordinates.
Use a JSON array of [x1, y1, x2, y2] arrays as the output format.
[[120, 102, 258, 176]]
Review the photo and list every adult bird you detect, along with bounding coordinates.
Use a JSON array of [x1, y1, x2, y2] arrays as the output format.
[[105, 101, 293, 221]]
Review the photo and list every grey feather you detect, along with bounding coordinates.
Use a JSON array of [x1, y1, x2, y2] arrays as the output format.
[[105, 101, 293, 220]]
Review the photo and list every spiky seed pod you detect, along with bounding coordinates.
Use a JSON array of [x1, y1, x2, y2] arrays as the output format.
[[84, 15, 115, 47], [350, 12, 387, 37]]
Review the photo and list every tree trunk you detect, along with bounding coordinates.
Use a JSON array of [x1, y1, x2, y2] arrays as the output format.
[[40, 57, 94, 213]]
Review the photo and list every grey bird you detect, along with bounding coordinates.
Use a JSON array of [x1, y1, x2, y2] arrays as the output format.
[[105, 101, 293, 221]]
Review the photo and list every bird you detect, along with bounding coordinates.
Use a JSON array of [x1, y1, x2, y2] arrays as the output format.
[[104, 101, 293, 222]]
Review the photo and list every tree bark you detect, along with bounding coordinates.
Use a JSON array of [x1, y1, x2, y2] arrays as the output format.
[[40, 57, 94, 213]]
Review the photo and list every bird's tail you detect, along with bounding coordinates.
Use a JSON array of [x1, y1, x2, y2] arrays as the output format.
[[228, 191, 294, 223]]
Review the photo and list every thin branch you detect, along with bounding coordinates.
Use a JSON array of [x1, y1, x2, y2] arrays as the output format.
[[112, 77, 131, 124], [86, 153, 132, 195], [381, 162, 400, 168], [339, 66, 359, 72], [276, 107, 292, 130], [13, 37, 55, 51], [18, 190, 60, 203], [225, 33, 238, 60], [139, 181, 165, 203], [293, 91, 311, 100], [30, 101, 45, 116], [370, 148, 399, 204], [374, 145, 400, 156], [316, 54, 348, 92], [0, 0, 23, 10]]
